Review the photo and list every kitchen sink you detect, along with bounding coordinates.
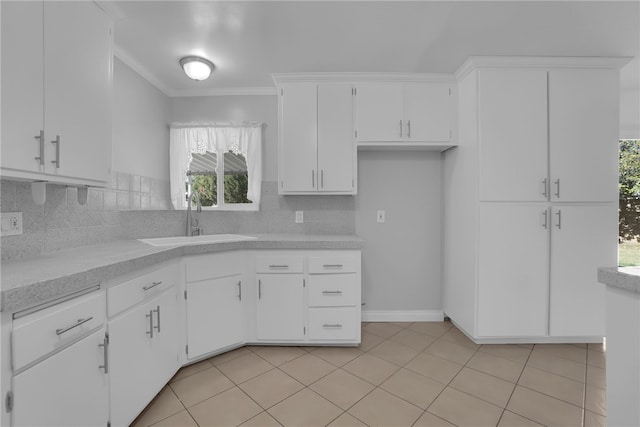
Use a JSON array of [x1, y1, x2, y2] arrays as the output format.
[[138, 234, 257, 246]]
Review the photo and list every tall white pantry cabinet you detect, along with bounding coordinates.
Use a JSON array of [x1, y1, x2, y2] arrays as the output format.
[[444, 57, 628, 343]]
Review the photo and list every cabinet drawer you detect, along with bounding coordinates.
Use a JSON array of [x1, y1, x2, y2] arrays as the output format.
[[13, 290, 105, 371], [256, 255, 303, 273], [308, 275, 357, 307], [185, 252, 245, 283], [308, 308, 359, 341], [309, 256, 358, 274], [108, 263, 178, 317]]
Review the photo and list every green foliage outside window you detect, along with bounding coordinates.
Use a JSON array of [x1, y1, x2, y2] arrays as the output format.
[[619, 140, 640, 242], [190, 173, 250, 207]]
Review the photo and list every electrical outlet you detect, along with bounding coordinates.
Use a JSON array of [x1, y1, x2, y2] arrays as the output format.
[[377, 210, 385, 223], [1, 212, 23, 236], [295, 211, 304, 224]]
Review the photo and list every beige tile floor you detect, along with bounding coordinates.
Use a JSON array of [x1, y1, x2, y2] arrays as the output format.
[[131, 321, 606, 427]]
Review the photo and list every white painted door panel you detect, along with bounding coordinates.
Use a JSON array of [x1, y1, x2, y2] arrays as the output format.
[[549, 69, 619, 202], [256, 275, 304, 340], [187, 275, 244, 359], [0, 1, 45, 174], [404, 83, 452, 142], [317, 83, 354, 192], [478, 204, 549, 337], [550, 205, 617, 337], [355, 83, 404, 141], [478, 69, 548, 202], [280, 83, 318, 192], [12, 329, 108, 427]]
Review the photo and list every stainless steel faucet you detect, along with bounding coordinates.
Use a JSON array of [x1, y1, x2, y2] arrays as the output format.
[[186, 189, 202, 236]]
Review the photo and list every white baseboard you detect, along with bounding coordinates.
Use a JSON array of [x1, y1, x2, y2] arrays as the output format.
[[362, 310, 444, 322]]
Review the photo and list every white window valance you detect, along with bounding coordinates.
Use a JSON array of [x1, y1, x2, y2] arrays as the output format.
[[169, 121, 263, 210]]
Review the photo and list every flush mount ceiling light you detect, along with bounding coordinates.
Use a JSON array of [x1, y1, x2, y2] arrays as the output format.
[[179, 56, 215, 81]]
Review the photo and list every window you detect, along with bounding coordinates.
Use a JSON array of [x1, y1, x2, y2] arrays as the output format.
[[619, 139, 640, 266], [169, 123, 262, 211]]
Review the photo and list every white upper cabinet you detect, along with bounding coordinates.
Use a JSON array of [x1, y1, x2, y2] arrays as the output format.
[[355, 82, 453, 144], [478, 69, 549, 202], [278, 82, 356, 195], [549, 69, 619, 202], [1, 1, 112, 186]]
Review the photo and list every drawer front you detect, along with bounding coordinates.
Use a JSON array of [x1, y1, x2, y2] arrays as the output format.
[[185, 252, 246, 283], [308, 308, 359, 341], [13, 290, 106, 372], [256, 255, 303, 273], [108, 263, 178, 317], [308, 255, 358, 274], [308, 275, 357, 307]]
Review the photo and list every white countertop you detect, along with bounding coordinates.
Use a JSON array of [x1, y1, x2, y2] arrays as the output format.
[[598, 266, 640, 294], [0, 234, 363, 313]]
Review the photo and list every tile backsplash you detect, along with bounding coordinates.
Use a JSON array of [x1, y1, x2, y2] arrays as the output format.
[[1, 177, 355, 261]]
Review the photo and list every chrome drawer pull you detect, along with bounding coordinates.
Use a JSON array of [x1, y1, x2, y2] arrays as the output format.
[[322, 290, 343, 295], [268, 265, 289, 269], [143, 281, 162, 291], [56, 317, 93, 335], [322, 323, 343, 328], [322, 264, 343, 268]]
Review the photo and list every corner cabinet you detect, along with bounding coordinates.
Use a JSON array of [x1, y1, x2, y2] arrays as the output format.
[[444, 57, 626, 343], [277, 83, 357, 195], [0, 1, 112, 186]]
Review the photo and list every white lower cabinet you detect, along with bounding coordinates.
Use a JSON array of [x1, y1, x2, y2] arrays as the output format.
[[108, 264, 180, 427], [256, 274, 305, 340], [12, 328, 109, 427], [185, 253, 246, 360]]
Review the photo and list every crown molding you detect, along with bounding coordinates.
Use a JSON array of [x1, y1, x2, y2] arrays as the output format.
[[272, 72, 456, 86], [455, 56, 633, 81], [167, 87, 277, 97], [113, 46, 172, 96]]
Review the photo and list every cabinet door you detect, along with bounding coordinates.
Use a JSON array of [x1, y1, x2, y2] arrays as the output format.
[[279, 83, 318, 192], [317, 84, 355, 192], [12, 329, 108, 427], [404, 83, 452, 142], [109, 291, 177, 427], [256, 275, 305, 340], [355, 83, 404, 142], [478, 69, 549, 202], [187, 275, 244, 359], [477, 204, 549, 337], [43, 1, 112, 183], [549, 69, 619, 202], [0, 1, 45, 174], [550, 205, 617, 337]]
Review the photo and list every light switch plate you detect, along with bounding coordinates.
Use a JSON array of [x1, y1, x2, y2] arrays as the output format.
[[295, 211, 304, 224], [377, 210, 385, 223], [1, 212, 23, 236]]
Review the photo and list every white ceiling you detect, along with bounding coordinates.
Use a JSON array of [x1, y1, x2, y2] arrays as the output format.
[[102, 1, 640, 97]]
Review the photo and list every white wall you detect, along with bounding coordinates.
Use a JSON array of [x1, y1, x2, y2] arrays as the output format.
[[112, 58, 171, 180], [355, 151, 443, 316], [170, 95, 278, 181]]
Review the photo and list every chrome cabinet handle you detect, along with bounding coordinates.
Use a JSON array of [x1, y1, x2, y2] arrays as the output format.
[[323, 264, 343, 269], [541, 178, 548, 198], [400, 120, 403, 138], [237, 281, 242, 301], [322, 290, 343, 295], [321, 170, 324, 189], [322, 323, 343, 328], [146, 310, 154, 338], [541, 210, 548, 229], [407, 120, 411, 139], [268, 265, 289, 269], [98, 334, 109, 374], [153, 305, 160, 333], [34, 130, 44, 165], [555, 209, 562, 229], [56, 317, 93, 335], [312, 170, 315, 188], [554, 179, 560, 198], [143, 281, 162, 291], [50, 135, 60, 168], [258, 279, 262, 299]]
